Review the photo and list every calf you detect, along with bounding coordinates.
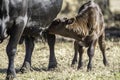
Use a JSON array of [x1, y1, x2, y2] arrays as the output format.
[[48, 1, 108, 71]]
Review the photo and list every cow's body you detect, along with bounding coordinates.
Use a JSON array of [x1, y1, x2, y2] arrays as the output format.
[[4, 0, 62, 38], [0, 0, 63, 79]]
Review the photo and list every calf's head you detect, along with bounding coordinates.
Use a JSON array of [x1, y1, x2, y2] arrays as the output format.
[[50, 18, 75, 28], [0, 0, 9, 42], [48, 17, 75, 34]]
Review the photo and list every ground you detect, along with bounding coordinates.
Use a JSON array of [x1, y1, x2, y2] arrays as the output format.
[[0, 38, 120, 80], [0, 0, 120, 79]]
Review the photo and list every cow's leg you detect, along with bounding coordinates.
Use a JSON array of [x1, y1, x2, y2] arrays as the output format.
[[20, 36, 35, 73], [77, 45, 84, 69], [6, 39, 17, 80], [71, 41, 78, 66], [98, 33, 109, 66], [47, 33, 57, 69], [87, 40, 97, 71], [6, 19, 26, 80]]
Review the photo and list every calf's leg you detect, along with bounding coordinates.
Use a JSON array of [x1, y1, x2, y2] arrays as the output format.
[[20, 36, 35, 73], [47, 33, 57, 69], [71, 41, 79, 66], [87, 40, 97, 71], [77, 45, 84, 69], [98, 33, 109, 66]]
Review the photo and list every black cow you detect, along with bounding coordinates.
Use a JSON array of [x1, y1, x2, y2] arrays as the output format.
[[0, 0, 63, 80]]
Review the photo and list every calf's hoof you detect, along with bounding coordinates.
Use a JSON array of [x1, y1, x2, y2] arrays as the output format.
[[48, 62, 57, 70], [77, 62, 83, 69], [87, 64, 92, 72], [71, 59, 77, 66], [87, 68, 92, 72], [103, 60, 109, 66]]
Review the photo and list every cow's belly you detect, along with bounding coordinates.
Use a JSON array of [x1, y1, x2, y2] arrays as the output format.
[[27, 0, 63, 29]]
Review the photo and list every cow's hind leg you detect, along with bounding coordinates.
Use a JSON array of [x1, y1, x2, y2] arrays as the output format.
[[71, 41, 79, 66], [20, 36, 35, 73], [47, 33, 57, 70], [98, 33, 109, 66]]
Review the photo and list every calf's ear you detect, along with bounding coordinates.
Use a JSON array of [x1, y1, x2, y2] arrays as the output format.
[[67, 18, 75, 24], [55, 19, 61, 22], [52, 19, 61, 25]]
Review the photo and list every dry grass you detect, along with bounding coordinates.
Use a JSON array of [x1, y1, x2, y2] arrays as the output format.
[[0, 0, 120, 79], [0, 38, 120, 80]]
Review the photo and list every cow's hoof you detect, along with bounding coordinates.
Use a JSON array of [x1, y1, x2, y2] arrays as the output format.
[[20, 62, 33, 73], [48, 62, 57, 70], [6, 74, 15, 80], [20, 66, 33, 73]]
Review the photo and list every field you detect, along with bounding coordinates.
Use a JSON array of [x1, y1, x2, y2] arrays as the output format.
[[0, 0, 120, 80], [0, 38, 120, 80]]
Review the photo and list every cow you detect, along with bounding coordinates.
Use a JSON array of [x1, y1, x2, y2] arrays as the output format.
[[0, 0, 63, 80], [47, 1, 109, 71]]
